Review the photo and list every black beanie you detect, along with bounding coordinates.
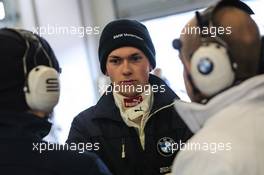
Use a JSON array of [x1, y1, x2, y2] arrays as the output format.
[[0, 28, 60, 112], [98, 19, 156, 74]]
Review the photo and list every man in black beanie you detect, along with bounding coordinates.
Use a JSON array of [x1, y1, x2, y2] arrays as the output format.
[[98, 19, 156, 74], [68, 19, 192, 175], [0, 28, 111, 175]]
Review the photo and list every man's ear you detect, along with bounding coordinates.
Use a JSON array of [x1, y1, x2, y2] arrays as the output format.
[[149, 65, 153, 72], [105, 67, 109, 76]]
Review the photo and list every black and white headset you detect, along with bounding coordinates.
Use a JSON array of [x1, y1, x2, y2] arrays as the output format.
[[8, 28, 60, 113], [189, 7, 237, 97], [174, 0, 256, 97]]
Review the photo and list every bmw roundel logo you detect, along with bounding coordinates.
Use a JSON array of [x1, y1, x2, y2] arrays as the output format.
[[197, 57, 214, 75], [157, 137, 176, 157]]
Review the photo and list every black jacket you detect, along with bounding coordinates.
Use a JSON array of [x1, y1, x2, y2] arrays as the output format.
[[0, 111, 112, 175], [67, 75, 193, 175]]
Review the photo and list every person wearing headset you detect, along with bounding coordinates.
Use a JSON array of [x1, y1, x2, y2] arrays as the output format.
[[67, 19, 193, 175], [171, 0, 264, 175], [0, 28, 111, 175]]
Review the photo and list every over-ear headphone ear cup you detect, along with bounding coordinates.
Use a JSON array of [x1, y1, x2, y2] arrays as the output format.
[[190, 42, 235, 96], [25, 65, 60, 112]]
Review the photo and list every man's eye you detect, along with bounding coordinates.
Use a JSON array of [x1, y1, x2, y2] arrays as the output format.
[[109, 58, 121, 64], [130, 55, 142, 62]]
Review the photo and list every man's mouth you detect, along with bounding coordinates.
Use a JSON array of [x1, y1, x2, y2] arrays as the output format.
[[120, 80, 136, 85]]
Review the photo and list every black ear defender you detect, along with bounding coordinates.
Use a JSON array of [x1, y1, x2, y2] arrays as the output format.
[[7, 28, 60, 113]]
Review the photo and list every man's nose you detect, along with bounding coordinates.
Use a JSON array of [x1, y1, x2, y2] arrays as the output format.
[[122, 60, 132, 76]]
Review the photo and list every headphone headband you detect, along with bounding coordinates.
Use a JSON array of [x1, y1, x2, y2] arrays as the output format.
[[6, 29, 55, 79], [196, 0, 254, 29]]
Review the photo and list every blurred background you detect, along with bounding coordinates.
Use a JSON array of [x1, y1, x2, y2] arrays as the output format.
[[1, 0, 263, 143]]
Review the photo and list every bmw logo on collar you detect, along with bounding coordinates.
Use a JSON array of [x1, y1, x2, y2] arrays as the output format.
[[157, 137, 176, 157]]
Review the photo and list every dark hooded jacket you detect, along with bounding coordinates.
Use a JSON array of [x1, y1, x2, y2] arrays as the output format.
[[67, 75, 193, 175], [0, 110, 112, 175]]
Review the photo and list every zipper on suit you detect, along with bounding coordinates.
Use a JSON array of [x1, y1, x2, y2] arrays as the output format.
[[121, 138, 126, 159]]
